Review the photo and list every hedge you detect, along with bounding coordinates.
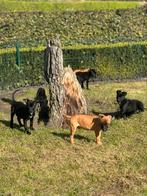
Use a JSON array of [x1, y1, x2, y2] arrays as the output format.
[[0, 41, 146, 90], [0, 7, 146, 47], [64, 42, 147, 80]]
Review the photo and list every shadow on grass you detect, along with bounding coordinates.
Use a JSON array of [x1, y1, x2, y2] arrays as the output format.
[[92, 109, 121, 119], [1, 97, 12, 104], [52, 132, 92, 143], [0, 119, 25, 133]]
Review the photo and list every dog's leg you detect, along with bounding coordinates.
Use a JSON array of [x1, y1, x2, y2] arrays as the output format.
[[17, 117, 23, 127], [121, 110, 127, 119], [86, 80, 89, 90], [81, 81, 84, 89], [138, 102, 144, 112], [121, 102, 130, 118], [10, 112, 14, 128], [30, 117, 35, 130], [70, 124, 76, 144], [95, 130, 102, 145], [23, 119, 31, 134]]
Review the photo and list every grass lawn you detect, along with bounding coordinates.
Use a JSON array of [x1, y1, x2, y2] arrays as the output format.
[[0, 1, 141, 12], [0, 80, 147, 195]]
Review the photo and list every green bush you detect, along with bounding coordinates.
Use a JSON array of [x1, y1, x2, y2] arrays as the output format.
[[64, 42, 147, 80], [0, 7, 146, 47], [0, 42, 146, 90]]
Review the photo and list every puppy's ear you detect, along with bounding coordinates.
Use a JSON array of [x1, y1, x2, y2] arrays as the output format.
[[101, 124, 108, 132], [23, 98, 29, 103], [122, 91, 127, 96], [99, 114, 104, 118], [34, 99, 39, 104], [116, 90, 122, 95]]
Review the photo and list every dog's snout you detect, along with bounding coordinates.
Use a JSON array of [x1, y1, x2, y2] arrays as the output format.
[[29, 112, 33, 118], [108, 117, 112, 124], [101, 124, 108, 132]]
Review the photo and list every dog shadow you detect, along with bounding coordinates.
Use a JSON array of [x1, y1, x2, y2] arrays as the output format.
[[92, 109, 121, 119], [1, 97, 12, 104], [52, 132, 92, 143], [0, 119, 25, 132]]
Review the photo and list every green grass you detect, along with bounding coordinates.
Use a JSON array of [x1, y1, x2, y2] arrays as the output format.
[[0, 81, 147, 195], [0, 0, 143, 1], [0, 1, 141, 12]]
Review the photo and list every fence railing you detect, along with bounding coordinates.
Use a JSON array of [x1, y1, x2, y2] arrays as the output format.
[[0, 41, 146, 90]]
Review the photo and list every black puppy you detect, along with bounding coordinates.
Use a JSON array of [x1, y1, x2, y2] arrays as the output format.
[[75, 68, 97, 89], [116, 90, 144, 118], [35, 87, 49, 125], [10, 89, 37, 134]]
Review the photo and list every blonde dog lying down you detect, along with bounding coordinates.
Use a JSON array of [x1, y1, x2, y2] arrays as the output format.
[[64, 114, 112, 144]]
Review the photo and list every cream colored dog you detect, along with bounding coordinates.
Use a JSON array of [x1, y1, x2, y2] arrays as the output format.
[[64, 114, 112, 144]]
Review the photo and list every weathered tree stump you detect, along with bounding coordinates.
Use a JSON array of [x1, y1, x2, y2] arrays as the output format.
[[44, 37, 87, 128]]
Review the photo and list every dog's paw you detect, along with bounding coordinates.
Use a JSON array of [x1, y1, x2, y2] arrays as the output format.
[[96, 141, 102, 145], [26, 131, 31, 135], [30, 127, 35, 131]]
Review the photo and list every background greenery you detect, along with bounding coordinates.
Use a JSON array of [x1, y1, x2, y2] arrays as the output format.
[[64, 42, 147, 79], [0, 7, 146, 47], [0, 2, 146, 89], [0, 42, 146, 90]]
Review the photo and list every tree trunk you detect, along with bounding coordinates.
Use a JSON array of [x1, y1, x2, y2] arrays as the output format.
[[44, 38, 87, 128]]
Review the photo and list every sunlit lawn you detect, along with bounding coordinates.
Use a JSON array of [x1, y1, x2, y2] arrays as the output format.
[[0, 81, 147, 195], [0, 1, 141, 12]]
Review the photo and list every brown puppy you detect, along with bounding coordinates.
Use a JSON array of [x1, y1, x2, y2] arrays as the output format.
[[64, 114, 112, 144]]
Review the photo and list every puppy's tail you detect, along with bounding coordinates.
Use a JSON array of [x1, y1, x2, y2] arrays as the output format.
[[1, 89, 22, 105], [12, 89, 21, 101], [63, 114, 71, 120]]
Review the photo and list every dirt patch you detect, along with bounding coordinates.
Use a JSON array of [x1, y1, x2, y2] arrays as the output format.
[[0, 101, 10, 112]]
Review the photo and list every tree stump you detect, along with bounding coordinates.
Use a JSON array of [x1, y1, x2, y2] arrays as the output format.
[[44, 38, 87, 128]]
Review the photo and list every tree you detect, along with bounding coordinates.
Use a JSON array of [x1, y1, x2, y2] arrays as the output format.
[[44, 37, 87, 128]]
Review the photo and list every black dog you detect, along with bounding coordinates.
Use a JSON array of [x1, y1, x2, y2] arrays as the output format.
[[10, 89, 37, 134], [116, 90, 144, 118], [75, 68, 97, 89], [35, 87, 49, 125]]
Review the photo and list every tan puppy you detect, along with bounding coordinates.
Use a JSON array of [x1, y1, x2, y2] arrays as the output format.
[[64, 114, 112, 145]]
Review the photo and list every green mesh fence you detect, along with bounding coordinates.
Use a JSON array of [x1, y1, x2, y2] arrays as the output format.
[[0, 42, 146, 90]]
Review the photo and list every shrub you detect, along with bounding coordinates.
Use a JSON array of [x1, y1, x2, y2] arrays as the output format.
[[0, 7, 146, 47]]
